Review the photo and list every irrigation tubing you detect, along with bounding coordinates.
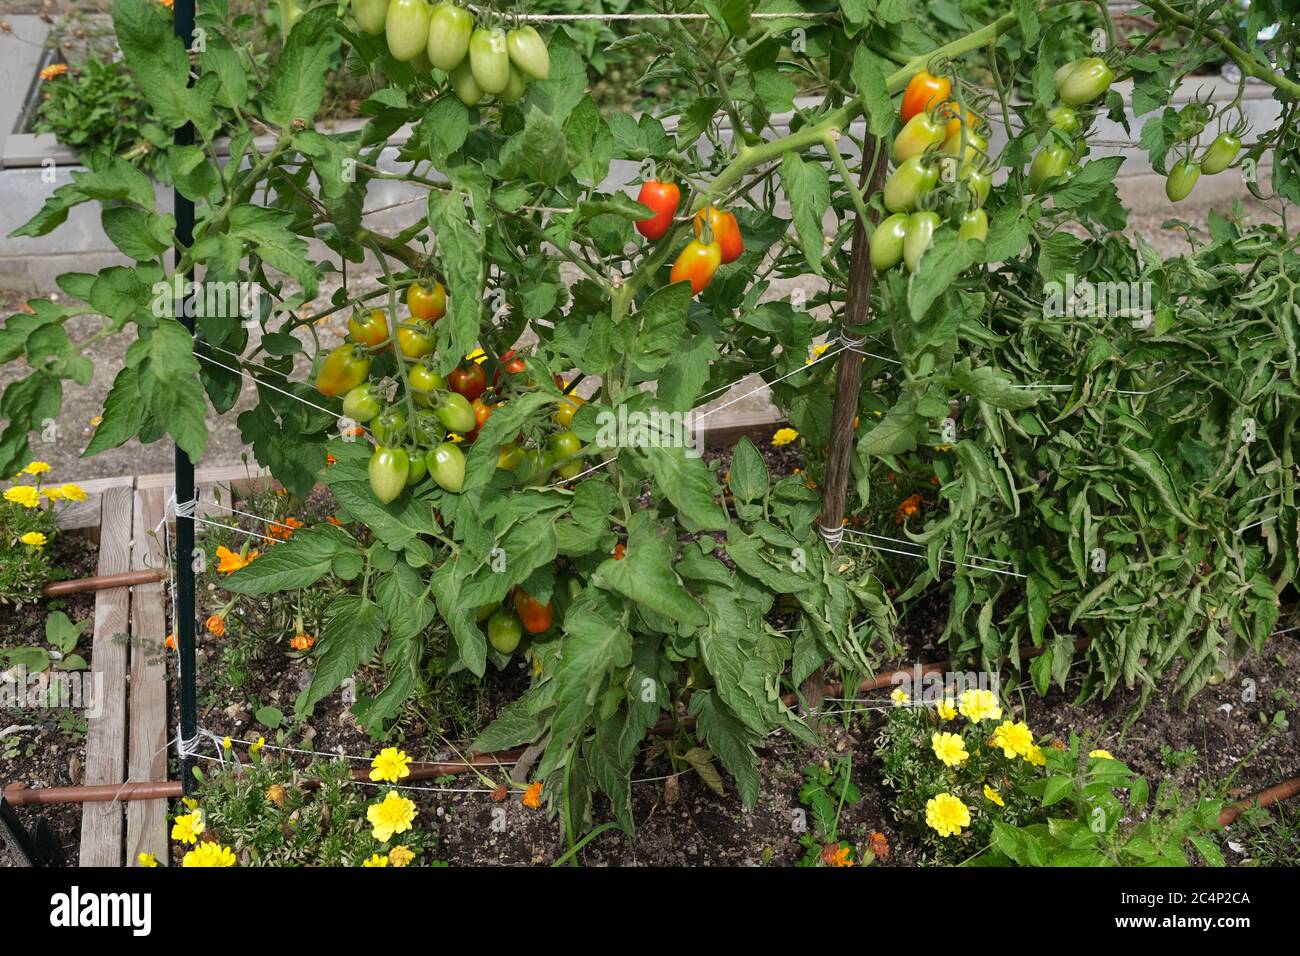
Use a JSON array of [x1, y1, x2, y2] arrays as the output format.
[[40, 570, 163, 598]]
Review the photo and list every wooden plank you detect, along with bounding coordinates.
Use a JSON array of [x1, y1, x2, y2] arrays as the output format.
[[53, 475, 136, 533], [125, 487, 169, 866], [78, 484, 134, 867]]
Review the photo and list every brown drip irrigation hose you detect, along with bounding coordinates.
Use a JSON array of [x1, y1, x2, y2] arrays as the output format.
[[40, 569, 164, 598], [1218, 777, 1300, 828], [2, 748, 527, 807]]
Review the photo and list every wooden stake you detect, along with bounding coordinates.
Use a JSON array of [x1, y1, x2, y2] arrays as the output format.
[[818, 137, 889, 549]]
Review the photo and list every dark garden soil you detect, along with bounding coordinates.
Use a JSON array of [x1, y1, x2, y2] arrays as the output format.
[[0, 530, 98, 866]]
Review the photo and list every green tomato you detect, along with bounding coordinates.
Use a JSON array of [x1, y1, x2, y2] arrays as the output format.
[[371, 407, 407, 446], [891, 113, 946, 165], [1028, 143, 1071, 192], [385, 0, 432, 62], [497, 442, 524, 471], [548, 431, 584, 479], [426, 1, 473, 71], [506, 25, 550, 81], [883, 156, 939, 213], [351, 0, 389, 35], [498, 66, 528, 105], [1200, 133, 1241, 175], [960, 166, 991, 207], [449, 60, 483, 106], [426, 441, 466, 493], [1047, 105, 1080, 135], [468, 27, 510, 95], [1056, 57, 1114, 107], [1165, 158, 1201, 202], [407, 365, 445, 406], [342, 385, 382, 424], [869, 212, 909, 271], [434, 392, 477, 434], [486, 608, 523, 654], [369, 447, 410, 504], [405, 451, 428, 486], [903, 211, 941, 273], [957, 207, 988, 243]]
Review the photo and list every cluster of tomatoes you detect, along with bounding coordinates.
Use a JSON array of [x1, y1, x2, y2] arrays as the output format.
[[870, 69, 991, 273], [316, 280, 589, 507], [1025, 56, 1116, 193], [477, 587, 554, 655], [351, 0, 550, 105], [1164, 100, 1247, 203], [633, 180, 745, 294]]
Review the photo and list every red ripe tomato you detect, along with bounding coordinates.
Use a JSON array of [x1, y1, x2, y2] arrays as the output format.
[[513, 588, 554, 634], [448, 363, 487, 401], [634, 180, 681, 241], [900, 70, 951, 124], [471, 398, 494, 429], [493, 348, 527, 384], [693, 206, 743, 263]]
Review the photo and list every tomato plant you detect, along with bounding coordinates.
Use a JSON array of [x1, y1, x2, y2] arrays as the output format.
[[4, 0, 1299, 845]]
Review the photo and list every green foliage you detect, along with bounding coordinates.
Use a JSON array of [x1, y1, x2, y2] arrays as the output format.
[[192, 754, 441, 867]]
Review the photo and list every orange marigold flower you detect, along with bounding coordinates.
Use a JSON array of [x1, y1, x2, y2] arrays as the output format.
[[215, 545, 257, 573], [268, 516, 304, 540], [289, 633, 315, 651], [868, 831, 890, 860], [326, 453, 338, 465], [522, 780, 543, 809], [325, 515, 342, 527], [205, 614, 226, 637], [894, 493, 923, 525], [39, 63, 68, 81], [164, 633, 177, 651], [159, 0, 174, 8], [820, 843, 854, 867]]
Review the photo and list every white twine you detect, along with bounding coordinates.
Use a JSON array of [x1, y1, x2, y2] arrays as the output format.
[[466, 7, 838, 22], [839, 530, 1027, 578], [193, 350, 370, 437]]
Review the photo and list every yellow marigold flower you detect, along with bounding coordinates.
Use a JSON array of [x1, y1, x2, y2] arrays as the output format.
[[137, 852, 160, 867], [58, 483, 87, 502], [362, 853, 389, 867], [181, 797, 198, 810], [1025, 745, 1047, 767], [889, 687, 909, 708], [21, 461, 50, 476], [388, 845, 415, 868], [1089, 749, 1115, 760], [936, 697, 957, 721], [42, 487, 64, 502], [771, 427, 798, 447], [20, 531, 47, 548], [182, 842, 235, 867], [368, 791, 417, 842], [4, 485, 41, 509], [369, 747, 412, 784], [250, 737, 265, 758], [992, 720, 1034, 759], [39, 63, 68, 81], [983, 784, 1005, 807], [957, 688, 1002, 723], [170, 811, 204, 845], [931, 731, 969, 767], [222, 736, 232, 750], [924, 792, 971, 838], [266, 784, 286, 806], [522, 780, 543, 809]]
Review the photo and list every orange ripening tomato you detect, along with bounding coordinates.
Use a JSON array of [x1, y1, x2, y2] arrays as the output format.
[[634, 180, 680, 241], [347, 308, 389, 347], [900, 70, 951, 124], [315, 344, 371, 397], [406, 281, 447, 323], [942, 105, 980, 140], [670, 239, 722, 295], [693, 206, 744, 263], [513, 588, 554, 634]]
